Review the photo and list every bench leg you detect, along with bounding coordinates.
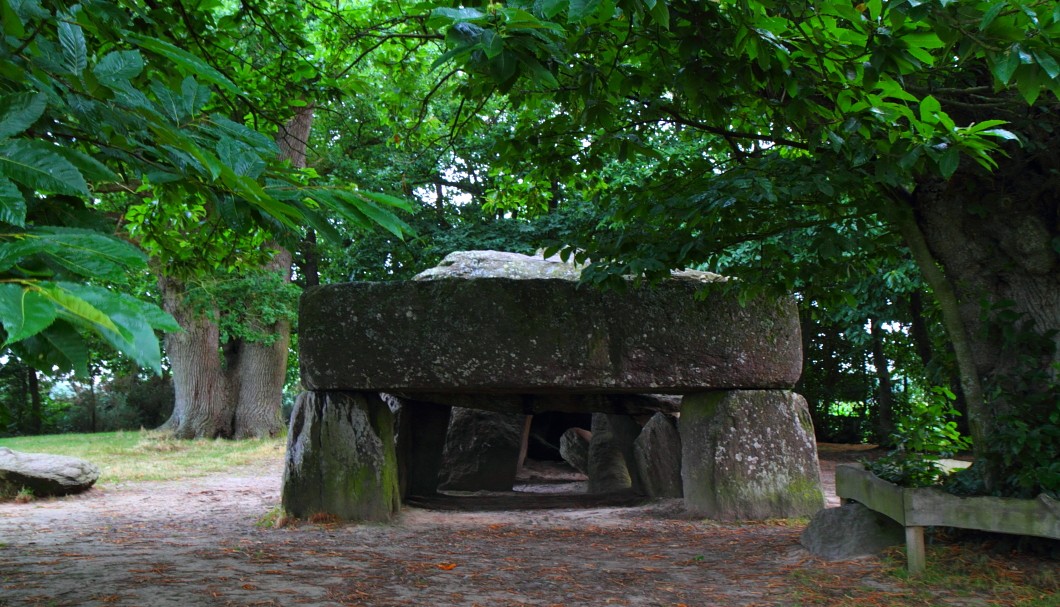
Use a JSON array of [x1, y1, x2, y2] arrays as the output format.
[[905, 526, 926, 574]]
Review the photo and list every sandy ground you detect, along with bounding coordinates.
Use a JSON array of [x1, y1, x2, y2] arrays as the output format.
[[0, 450, 918, 607]]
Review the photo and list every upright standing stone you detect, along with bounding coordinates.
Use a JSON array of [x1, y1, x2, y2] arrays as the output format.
[[282, 391, 400, 522], [439, 408, 523, 491], [588, 413, 641, 493], [680, 390, 823, 520], [393, 397, 452, 498], [634, 413, 683, 498]]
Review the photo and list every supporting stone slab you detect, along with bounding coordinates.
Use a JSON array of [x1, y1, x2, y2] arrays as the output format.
[[439, 408, 523, 491], [587, 413, 640, 494], [393, 397, 452, 498], [679, 390, 824, 520], [282, 391, 400, 522], [634, 413, 683, 498]]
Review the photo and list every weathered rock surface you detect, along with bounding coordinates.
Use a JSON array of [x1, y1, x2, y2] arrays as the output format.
[[414, 250, 586, 281], [393, 397, 452, 498], [800, 502, 905, 559], [587, 414, 641, 493], [0, 448, 99, 497], [439, 408, 523, 492], [680, 391, 824, 520], [300, 252, 801, 395], [634, 413, 683, 498], [559, 428, 591, 474], [282, 391, 400, 522], [393, 393, 681, 416]]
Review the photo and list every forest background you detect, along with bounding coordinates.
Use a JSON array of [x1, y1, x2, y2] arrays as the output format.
[[0, 0, 1057, 499]]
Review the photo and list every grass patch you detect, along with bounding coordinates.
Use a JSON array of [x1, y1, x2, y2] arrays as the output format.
[[0, 430, 285, 485], [789, 541, 1059, 606]]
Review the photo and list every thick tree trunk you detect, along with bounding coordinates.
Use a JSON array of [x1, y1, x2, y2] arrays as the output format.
[[228, 106, 313, 438], [159, 276, 231, 439], [231, 246, 293, 438], [903, 140, 1059, 489]]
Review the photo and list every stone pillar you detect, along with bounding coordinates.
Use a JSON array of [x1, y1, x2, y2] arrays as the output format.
[[679, 390, 824, 520], [439, 407, 523, 491], [282, 391, 400, 522], [393, 397, 452, 498], [634, 413, 683, 498], [587, 413, 642, 493]]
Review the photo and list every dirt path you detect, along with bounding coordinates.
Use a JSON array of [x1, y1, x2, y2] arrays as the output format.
[[0, 453, 976, 607]]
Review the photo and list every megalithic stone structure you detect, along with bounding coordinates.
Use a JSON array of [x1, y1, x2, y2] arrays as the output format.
[[284, 251, 823, 522]]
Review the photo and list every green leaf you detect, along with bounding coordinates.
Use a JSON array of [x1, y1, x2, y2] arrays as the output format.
[[0, 283, 56, 345], [992, 46, 1020, 84], [0, 139, 89, 196], [938, 146, 959, 178], [0, 92, 46, 139], [40, 321, 90, 376], [918, 94, 942, 123], [981, 128, 1020, 142], [534, 0, 567, 18], [979, 1, 1006, 31], [92, 50, 145, 89], [568, 0, 602, 22], [649, 0, 670, 29], [181, 76, 212, 117], [127, 35, 240, 95], [50, 146, 120, 182], [31, 227, 147, 280], [1032, 49, 1060, 80], [39, 282, 120, 334], [58, 19, 87, 76], [60, 283, 170, 373], [428, 7, 486, 28], [1016, 67, 1043, 104], [0, 176, 26, 225]]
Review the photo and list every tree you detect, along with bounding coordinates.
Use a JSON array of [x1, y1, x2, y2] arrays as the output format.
[[422, 0, 1059, 496], [0, 0, 412, 438]]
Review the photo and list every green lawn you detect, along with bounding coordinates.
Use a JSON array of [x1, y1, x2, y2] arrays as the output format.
[[0, 430, 285, 485]]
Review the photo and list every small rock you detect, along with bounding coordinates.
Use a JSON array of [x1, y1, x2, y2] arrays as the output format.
[[559, 427, 591, 474], [0, 447, 100, 498], [800, 502, 905, 559]]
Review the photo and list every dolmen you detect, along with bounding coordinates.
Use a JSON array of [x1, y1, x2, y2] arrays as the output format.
[[284, 250, 824, 522]]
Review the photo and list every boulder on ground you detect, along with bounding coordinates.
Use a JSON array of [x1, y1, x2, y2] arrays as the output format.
[[282, 391, 400, 522], [0, 447, 99, 498], [634, 413, 683, 498], [559, 427, 591, 474], [299, 251, 802, 395], [439, 408, 523, 492], [800, 502, 905, 559], [680, 390, 824, 520]]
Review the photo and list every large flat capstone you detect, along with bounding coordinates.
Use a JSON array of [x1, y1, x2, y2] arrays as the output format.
[[299, 278, 801, 394]]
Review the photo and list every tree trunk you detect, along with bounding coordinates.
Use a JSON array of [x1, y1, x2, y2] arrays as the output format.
[[27, 367, 42, 435], [159, 275, 231, 438], [231, 246, 293, 438], [229, 106, 314, 438], [869, 318, 895, 445], [903, 140, 1060, 490]]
